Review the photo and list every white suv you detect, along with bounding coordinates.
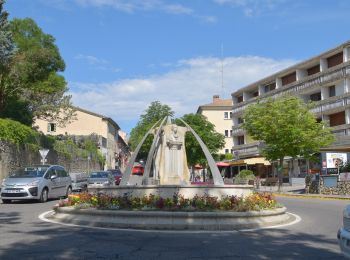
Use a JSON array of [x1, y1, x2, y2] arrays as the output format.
[[0, 165, 72, 203]]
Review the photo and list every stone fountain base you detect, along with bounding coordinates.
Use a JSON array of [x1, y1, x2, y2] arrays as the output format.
[[49, 206, 293, 231]]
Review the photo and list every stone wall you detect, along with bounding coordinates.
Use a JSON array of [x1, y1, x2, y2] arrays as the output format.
[[0, 141, 102, 181], [307, 179, 350, 195]]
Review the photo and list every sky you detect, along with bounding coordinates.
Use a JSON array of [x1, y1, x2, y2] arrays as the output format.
[[5, 0, 350, 134]]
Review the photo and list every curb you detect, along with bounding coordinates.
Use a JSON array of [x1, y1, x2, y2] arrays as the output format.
[[272, 193, 350, 200]]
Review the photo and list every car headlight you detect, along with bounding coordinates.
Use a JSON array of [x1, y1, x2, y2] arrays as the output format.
[[103, 181, 109, 185], [27, 180, 39, 186]]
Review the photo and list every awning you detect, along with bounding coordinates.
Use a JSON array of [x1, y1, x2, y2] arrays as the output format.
[[229, 157, 271, 166], [216, 162, 230, 167]]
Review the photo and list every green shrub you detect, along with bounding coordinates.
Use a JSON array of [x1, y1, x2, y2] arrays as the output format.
[[236, 170, 255, 180], [0, 118, 38, 146]]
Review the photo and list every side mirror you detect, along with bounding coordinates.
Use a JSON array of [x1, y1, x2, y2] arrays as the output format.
[[50, 175, 58, 180]]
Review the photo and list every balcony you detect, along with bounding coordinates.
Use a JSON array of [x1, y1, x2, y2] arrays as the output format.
[[232, 61, 350, 115], [309, 94, 350, 114]]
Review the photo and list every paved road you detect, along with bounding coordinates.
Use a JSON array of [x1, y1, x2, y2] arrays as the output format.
[[0, 196, 348, 259]]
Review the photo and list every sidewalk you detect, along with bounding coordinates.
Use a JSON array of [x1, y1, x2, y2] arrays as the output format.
[[255, 185, 350, 200]]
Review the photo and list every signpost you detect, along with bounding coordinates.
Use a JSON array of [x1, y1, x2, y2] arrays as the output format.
[[39, 149, 49, 165]]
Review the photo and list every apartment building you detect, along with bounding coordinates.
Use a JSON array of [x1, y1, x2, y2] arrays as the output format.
[[197, 95, 233, 155], [231, 41, 350, 179], [35, 106, 128, 170]]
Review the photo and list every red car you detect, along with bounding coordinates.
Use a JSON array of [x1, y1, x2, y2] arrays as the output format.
[[132, 165, 144, 176], [108, 169, 123, 185]]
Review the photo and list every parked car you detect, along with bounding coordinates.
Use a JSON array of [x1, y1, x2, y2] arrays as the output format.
[[132, 164, 144, 176], [0, 165, 72, 203], [108, 169, 123, 185], [69, 172, 88, 192], [338, 204, 350, 258], [87, 171, 115, 187]]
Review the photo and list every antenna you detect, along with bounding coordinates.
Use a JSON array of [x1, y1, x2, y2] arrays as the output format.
[[220, 43, 224, 97]]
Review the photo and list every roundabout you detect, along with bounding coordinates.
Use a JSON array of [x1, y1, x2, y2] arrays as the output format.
[[41, 205, 299, 232]]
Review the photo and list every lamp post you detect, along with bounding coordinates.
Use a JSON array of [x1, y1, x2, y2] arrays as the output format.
[[87, 155, 91, 175]]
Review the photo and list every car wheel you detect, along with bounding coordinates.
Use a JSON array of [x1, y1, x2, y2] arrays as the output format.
[[39, 188, 48, 203], [2, 199, 11, 204], [65, 186, 72, 198]]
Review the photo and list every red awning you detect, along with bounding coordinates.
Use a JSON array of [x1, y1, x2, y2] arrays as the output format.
[[216, 162, 230, 167]]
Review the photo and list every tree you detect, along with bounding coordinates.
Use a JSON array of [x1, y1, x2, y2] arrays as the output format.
[[243, 96, 334, 191], [129, 101, 174, 157], [0, 0, 15, 68], [0, 17, 74, 125], [176, 113, 225, 167]]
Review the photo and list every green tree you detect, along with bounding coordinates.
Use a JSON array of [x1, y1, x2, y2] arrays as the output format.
[[0, 0, 15, 68], [0, 17, 74, 125], [176, 113, 225, 167], [243, 96, 334, 191], [129, 101, 174, 157]]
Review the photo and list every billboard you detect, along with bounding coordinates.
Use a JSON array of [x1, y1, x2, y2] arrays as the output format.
[[326, 153, 347, 168]]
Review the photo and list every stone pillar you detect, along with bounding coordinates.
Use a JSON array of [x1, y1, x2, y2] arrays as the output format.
[[243, 91, 250, 102], [321, 86, 329, 100], [345, 108, 350, 125], [343, 46, 350, 62], [258, 85, 264, 96], [320, 58, 328, 72], [345, 78, 350, 93], [276, 78, 282, 89], [296, 69, 307, 81]]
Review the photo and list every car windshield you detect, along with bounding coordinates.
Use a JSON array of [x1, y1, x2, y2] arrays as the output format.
[[9, 167, 49, 178], [90, 172, 109, 178]]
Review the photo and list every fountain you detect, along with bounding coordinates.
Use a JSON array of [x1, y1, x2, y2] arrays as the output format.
[[89, 117, 253, 198]]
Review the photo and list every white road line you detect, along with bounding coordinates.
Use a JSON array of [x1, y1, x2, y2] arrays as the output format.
[[0, 217, 14, 220], [39, 210, 301, 234]]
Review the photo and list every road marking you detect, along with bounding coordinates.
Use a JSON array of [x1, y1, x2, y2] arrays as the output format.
[[39, 210, 302, 234], [0, 217, 14, 220]]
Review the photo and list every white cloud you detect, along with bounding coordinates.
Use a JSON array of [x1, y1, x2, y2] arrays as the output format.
[[75, 54, 121, 73], [69, 55, 297, 132], [213, 0, 285, 17]]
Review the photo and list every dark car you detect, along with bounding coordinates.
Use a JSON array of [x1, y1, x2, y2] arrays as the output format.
[[108, 169, 123, 185]]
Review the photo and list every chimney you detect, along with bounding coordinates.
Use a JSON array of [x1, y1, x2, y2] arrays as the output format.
[[213, 95, 220, 103]]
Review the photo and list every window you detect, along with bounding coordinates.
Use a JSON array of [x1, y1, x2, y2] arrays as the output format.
[[329, 111, 345, 127], [264, 82, 276, 93], [237, 135, 245, 145], [252, 91, 259, 97], [327, 52, 343, 68], [307, 64, 320, 76], [238, 117, 244, 124], [230, 112, 233, 119], [329, 85, 336, 97], [225, 149, 229, 154], [309, 92, 321, 101], [224, 112, 229, 119], [47, 123, 56, 133], [230, 130, 233, 137], [225, 130, 229, 137], [237, 95, 243, 103], [281, 72, 296, 86]]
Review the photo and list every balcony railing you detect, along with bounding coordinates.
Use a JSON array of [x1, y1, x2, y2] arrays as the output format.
[[309, 94, 350, 114], [232, 61, 350, 114]]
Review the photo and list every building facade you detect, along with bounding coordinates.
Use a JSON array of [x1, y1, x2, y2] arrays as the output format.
[[231, 41, 350, 179], [197, 95, 234, 155], [35, 107, 127, 170]]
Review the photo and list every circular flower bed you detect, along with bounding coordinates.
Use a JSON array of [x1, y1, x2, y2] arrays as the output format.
[[56, 192, 282, 212]]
